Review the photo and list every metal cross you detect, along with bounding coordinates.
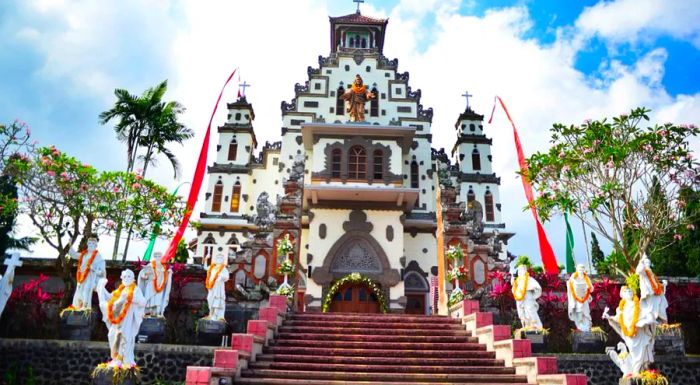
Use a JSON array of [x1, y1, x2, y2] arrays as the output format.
[[462, 91, 474, 110], [239, 81, 251, 97], [3, 253, 22, 269], [353, 0, 364, 13]]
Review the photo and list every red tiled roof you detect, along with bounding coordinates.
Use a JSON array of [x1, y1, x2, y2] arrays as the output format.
[[330, 12, 387, 25]]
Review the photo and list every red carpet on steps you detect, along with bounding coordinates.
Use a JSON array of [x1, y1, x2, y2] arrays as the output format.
[[235, 312, 531, 385]]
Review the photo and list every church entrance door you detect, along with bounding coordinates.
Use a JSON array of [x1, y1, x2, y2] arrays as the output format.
[[405, 293, 426, 314], [328, 283, 380, 313]]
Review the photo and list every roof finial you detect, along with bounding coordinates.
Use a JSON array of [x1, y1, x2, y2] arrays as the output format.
[[461, 90, 474, 111], [239, 81, 251, 98], [353, 0, 364, 14]]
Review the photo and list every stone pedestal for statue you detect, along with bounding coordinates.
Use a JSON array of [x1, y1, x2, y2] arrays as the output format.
[[137, 316, 167, 344], [516, 329, 547, 353], [59, 309, 96, 341], [196, 318, 228, 346], [654, 330, 685, 356], [571, 330, 605, 353], [92, 367, 140, 385]]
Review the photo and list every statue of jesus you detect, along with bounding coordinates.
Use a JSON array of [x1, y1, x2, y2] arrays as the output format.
[[68, 235, 106, 310], [97, 269, 146, 367], [511, 263, 543, 329], [204, 254, 229, 320], [635, 254, 668, 323], [341, 74, 375, 122], [567, 264, 593, 331], [137, 252, 172, 317]]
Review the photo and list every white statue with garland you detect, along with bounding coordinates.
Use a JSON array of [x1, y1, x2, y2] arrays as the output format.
[[68, 235, 106, 310], [204, 253, 229, 320], [635, 254, 668, 324], [511, 262, 543, 329], [0, 254, 22, 318], [96, 269, 146, 367], [137, 252, 172, 317], [603, 285, 656, 376], [567, 264, 594, 331]]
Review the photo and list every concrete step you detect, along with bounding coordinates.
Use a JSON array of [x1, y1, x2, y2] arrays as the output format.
[[247, 361, 517, 374], [275, 332, 477, 343], [235, 379, 530, 385], [270, 339, 486, 351], [277, 325, 471, 336], [283, 319, 467, 330], [262, 346, 495, 358], [289, 313, 461, 324], [240, 368, 530, 383], [254, 354, 506, 367]]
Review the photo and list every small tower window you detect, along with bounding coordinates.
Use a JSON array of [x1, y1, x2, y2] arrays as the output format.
[[485, 190, 495, 222], [348, 146, 367, 179], [228, 138, 238, 161], [472, 148, 481, 171], [336, 86, 345, 116], [230, 182, 241, 212], [370, 87, 379, 117], [212, 181, 223, 212], [331, 148, 342, 178], [373, 149, 383, 180], [410, 161, 419, 188]]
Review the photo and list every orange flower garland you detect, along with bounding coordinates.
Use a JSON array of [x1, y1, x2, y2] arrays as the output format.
[[645, 268, 664, 296], [618, 295, 641, 338], [205, 264, 225, 290], [512, 272, 529, 301], [151, 260, 169, 293], [351, 83, 367, 94], [107, 283, 136, 325], [568, 272, 593, 303], [76, 249, 98, 283]]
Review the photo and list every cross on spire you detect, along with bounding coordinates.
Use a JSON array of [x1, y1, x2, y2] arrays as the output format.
[[461, 91, 474, 111], [239, 81, 251, 98], [353, 0, 364, 13]]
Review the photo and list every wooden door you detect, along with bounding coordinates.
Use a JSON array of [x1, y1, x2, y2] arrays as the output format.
[[405, 293, 426, 314], [328, 283, 380, 313]]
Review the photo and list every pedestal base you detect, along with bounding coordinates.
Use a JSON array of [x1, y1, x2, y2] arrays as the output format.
[[619, 377, 642, 385], [196, 318, 228, 346], [571, 330, 605, 353], [92, 366, 140, 385], [654, 333, 685, 355], [137, 317, 167, 344], [59, 309, 96, 341], [517, 330, 547, 353]]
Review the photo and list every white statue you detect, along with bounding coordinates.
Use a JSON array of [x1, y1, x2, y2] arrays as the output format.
[[137, 252, 172, 317], [607, 342, 634, 376], [567, 264, 593, 331], [0, 254, 22, 317], [603, 286, 656, 376], [68, 235, 106, 310], [204, 254, 229, 321], [97, 269, 146, 367], [511, 263, 543, 329], [636, 255, 668, 323]]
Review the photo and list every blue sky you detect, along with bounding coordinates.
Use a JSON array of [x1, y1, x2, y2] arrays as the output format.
[[1, 0, 699, 267]]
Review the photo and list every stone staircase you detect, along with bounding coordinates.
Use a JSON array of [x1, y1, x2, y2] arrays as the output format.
[[186, 296, 587, 385], [235, 312, 530, 385]]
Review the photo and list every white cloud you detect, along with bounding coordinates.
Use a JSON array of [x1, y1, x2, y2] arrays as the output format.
[[5, 1, 700, 266], [576, 0, 700, 48]]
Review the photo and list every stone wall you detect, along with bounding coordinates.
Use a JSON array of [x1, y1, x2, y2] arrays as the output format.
[[0, 339, 213, 385], [548, 353, 700, 385]]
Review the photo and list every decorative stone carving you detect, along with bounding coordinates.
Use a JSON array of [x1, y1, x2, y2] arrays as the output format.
[[253, 192, 276, 232], [333, 241, 381, 273], [463, 200, 484, 238]]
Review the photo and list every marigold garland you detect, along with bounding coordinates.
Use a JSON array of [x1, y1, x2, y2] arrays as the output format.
[[351, 83, 367, 94], [107, 283, 136, 325], [568, 272, 593, 304], [618, 294, 641, 338], [512, 272, 529, 301], [151, 260, 168, 293], [205, 264, 225, 290], [322, 272, 388, 313], [645, 268, 664, 296], [76, 249, 98, 283]]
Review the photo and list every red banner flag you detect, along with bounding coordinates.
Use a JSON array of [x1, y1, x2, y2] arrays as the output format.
[[488, 96, 559, 274], [161, 68, 238, 263]]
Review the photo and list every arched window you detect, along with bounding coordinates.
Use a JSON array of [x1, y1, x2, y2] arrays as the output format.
[[361, 38, 367, 48], [410, 161, 419, 188], [331, 148, 342, 178], [349, 36, 355, 48], [336, 86, 345, 116], [485, 190, 495, 222], [228, 138, 238, 161], [467, 189, 475, 203], [212, 181, 223, 212], [230, 182, 241, 212], [348, 146, 367, 179], [373, 149, 383, 180], [370, 87, 379, 117], [472, 148, 481, 171]]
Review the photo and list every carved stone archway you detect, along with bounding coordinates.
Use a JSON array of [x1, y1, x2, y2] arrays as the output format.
[[312, 210, 400, 288]]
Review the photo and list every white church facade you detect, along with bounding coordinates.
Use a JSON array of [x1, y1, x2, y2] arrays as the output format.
[[194, 9, 513, 314]]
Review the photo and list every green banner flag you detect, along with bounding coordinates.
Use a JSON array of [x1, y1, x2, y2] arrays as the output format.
[[143, 183, 186, 262], [565, 211, 575, 273]]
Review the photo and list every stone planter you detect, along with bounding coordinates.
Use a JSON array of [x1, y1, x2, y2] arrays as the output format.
[[572, 330, 606, 353], [136, 317, 167, 344], [196, 318, 228, 346], [59, 309, 96, 341]]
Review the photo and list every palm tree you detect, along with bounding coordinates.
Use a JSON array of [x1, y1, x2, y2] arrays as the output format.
[[99, 80, 191, 260]]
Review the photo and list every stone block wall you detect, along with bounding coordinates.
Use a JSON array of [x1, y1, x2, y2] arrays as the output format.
[[549, 353, 700, 385], [0, 339, 213, 385]]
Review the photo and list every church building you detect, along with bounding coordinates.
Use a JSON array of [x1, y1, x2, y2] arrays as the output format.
[[195, 7, 513, 314]]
